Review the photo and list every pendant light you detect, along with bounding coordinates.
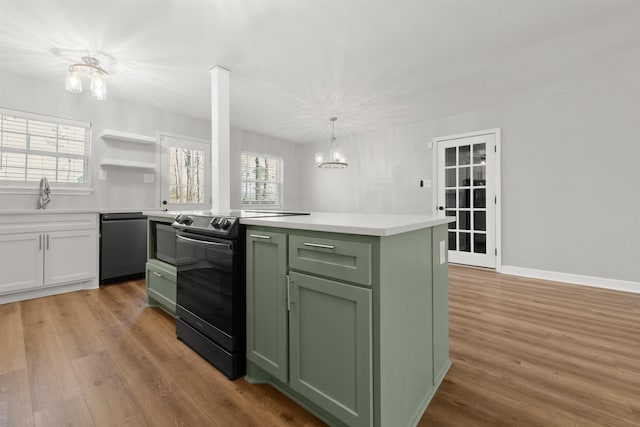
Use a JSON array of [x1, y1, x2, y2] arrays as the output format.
[[315, 117, 348, 169], [65, 56, 108, 101]]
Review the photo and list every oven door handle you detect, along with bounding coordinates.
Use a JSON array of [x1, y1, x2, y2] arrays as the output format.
[[177, 235, 232, 249]]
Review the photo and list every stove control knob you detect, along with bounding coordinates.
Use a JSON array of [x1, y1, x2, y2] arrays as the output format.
[[182, 216, 193, 226], [220, 218, 233, 230], [174, 214, 185, 224], [210, 217, 222, 229]]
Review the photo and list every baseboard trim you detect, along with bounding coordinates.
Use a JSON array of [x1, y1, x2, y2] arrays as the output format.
[[501, 265, 640, 294], [0, 279, 98, 304]]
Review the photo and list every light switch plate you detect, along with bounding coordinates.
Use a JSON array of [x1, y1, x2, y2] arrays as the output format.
[[143, 174, 155, 184], [424, 179, 432, 188], [427, 142, 433, 149], [98, 169, 107, 180], [439, 240, 446, 265]]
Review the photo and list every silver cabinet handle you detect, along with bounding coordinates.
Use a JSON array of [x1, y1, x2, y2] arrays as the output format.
[[152, 271, 163, 278], [286, 275, 291, 311], [250, 234, 271, 239], [46, 234, 49, 250], [177, 235, 231, 248], [39, 234, 42, 250], [303, 242, 335, 250]]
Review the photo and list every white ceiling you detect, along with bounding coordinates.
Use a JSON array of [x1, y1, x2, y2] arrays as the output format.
[[0, 0, 638, 143]]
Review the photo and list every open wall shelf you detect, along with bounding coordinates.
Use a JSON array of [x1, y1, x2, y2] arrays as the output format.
[[100, 130, 156, 145], [99, 159, 156, 170]]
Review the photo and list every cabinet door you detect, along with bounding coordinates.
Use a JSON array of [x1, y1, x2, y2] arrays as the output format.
[[246, 230, 288, 383], [289, 272, 372, 427], [0, 233, 44, 293], [44, 229, 97, 286]]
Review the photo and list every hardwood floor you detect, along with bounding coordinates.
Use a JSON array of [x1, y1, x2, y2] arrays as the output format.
[[1, 265, 639, 426]]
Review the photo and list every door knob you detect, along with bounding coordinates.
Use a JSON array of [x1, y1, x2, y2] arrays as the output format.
[[438, 206, 444, 211]]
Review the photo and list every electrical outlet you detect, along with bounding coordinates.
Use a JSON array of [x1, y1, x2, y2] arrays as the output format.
[[424, 179, 432, 188]]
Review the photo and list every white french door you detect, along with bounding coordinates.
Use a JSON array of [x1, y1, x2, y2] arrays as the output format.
[[159, 133, 211, 211], [436, 130, 500, 269]]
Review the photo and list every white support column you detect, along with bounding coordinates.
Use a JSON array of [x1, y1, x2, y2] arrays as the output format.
[[210, 66, 231, 212]]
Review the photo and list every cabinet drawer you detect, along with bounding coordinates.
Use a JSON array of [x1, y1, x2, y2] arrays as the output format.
[[146, 262, 176, 312], [289, 234, 372, 286]]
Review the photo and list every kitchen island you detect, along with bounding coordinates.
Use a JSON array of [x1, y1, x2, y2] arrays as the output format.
[[242, 212, 452, 427]]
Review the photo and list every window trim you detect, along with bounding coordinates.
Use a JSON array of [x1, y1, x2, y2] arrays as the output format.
[[0, 108, 92, 193], [240, 151, 284, 208]]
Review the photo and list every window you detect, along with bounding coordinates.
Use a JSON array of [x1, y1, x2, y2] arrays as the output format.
[[0, 109, 90, 187], [241, 152, 283, 207]]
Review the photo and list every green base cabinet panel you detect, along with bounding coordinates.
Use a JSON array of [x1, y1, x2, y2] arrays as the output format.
[[289, 272, 372, 427], [146, 259, 176, 316], [145, 216, 177, 317], [246, 230, 289, 383], [245, 225, 450, 427]]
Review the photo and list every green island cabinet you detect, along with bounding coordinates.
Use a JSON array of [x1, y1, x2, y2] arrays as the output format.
[[145, 215, 177, 316], [245, 224, 450, 427]]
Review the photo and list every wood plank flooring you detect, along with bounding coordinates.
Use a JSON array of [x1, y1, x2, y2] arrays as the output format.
[[1, 265, 639, 426]]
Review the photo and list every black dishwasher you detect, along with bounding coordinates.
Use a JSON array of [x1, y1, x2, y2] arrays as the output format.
[[100, 213, 147, 284]]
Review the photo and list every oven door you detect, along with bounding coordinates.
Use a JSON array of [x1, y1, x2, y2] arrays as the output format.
[[175, 230, 240, 352]]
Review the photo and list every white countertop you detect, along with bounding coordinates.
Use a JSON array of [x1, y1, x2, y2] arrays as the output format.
[[241, 212, 453, 236], [141, 210, 453, 236], [0, 208, 163, 215]]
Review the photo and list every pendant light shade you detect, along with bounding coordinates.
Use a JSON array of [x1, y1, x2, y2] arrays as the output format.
[[315, 117, 348, 169]]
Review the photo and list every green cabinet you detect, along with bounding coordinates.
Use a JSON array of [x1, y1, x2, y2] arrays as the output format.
[[289, 272, 372, 427], [246, 230, 288, 383], [145, 215, 177, 316], [146, 259, 176, 314], [246, 225, 450, 427]]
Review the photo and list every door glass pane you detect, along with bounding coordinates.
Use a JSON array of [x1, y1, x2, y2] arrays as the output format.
[[474, 189, 486, 208], [474, 234, 486, 254], [448, 232, 457, 251], [473, 165, 486, 186], [445, 169, 456, 187], [446, 210, 456, 229], [445, 147, 456, 166], [459, 189, 470, 208], [459, 167, 470, 187], [169, 147, 206, 204], [459, 232, 471, 252], [459, 145, 470, 165], [459, 211, 470, 230], [473, 143, 486, 164], [474, 211, 486, 231], [446, 190, 456, 208]]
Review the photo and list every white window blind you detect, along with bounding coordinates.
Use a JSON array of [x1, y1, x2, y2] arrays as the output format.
[[0, 109, 90, 186], [241, 152, 283, 207]]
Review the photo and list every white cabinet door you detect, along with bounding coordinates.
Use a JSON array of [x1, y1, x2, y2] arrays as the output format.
[[0, 233, 44, 293], [44, 229, 97, 286]]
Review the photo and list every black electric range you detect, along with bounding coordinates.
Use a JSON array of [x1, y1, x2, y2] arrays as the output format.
[[171, 210, 309, 379]]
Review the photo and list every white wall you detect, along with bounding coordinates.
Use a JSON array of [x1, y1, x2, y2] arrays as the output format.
[[0, 70, 211, 211], [298, 78, 640, 284], [230, 127, 301, 211]]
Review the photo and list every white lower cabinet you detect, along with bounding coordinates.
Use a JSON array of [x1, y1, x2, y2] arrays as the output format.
[[0, 213, 98, 300], [0, 232, 44, 293], [45, 230, 97, 286]]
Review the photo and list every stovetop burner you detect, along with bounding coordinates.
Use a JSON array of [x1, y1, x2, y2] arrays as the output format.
[[172, 210, 310, 238]]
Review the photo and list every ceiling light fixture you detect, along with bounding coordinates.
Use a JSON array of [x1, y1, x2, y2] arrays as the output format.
[[65, 56, 108, 101], [315, 117, 348, 169]]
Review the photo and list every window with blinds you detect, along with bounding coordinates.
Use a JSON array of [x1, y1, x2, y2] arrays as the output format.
[[0, 109, 90, 186], [241, 152, 283, 207]]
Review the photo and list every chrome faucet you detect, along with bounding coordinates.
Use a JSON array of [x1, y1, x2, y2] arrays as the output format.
[[38, 177, 51, 209]]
